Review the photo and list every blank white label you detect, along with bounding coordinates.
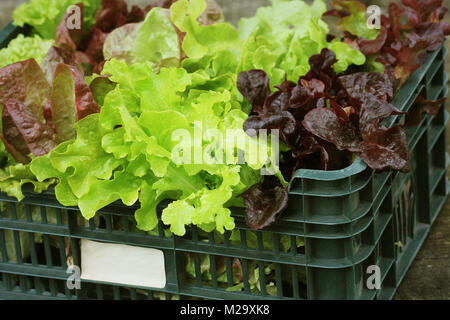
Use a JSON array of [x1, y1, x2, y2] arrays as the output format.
[[80, 240, 166, 289]]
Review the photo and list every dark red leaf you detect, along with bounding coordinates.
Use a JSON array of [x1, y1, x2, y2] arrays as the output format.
[[338, 72, 394, 102], [237, 70, 271, 113], [307, 48, 337, 80], [263, 81, 294, 114], [407, 22, 445, 51], [2, 104, 32, 157], [94, 0, 129, 33], [127, 5, 146, 23], [0, 134, 30, 164], [82, 27, 109, 63], [358, 93, 406, 137], [331, 0, 448, 85], [289, 79, 326, 110], [40, 46, 85, 84], [2, 99, 57, 160], [329, 100, 350, 123], [50, 64, 99, 141], [244, 111, 297, 141], [357, 25, 388, 55], [296, 136, 330, 171], [402, 0, 444, 23], [55, 3, 85, 51], [0, 59, 50, 122], [389, 2, 420, 29], [241, 176, 288, 230], [361, 125, 409, 171], [302, 108, 363, 152]]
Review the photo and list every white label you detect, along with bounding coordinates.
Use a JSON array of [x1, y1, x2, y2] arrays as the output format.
[[80, 240, 166, 289]]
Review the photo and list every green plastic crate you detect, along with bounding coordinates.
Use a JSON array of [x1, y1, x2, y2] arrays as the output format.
[[0, 22, 448, 300]]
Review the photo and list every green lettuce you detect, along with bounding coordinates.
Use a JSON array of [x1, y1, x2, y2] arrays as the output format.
[[14, 0, 366, 236], [237, 0, 366, 84], [13, 0, 102, 39], [104, 0, 364, 87], [0, 34, 54, 69], [333, 0, 379, 40], [31, 59, 276, 236], [163, 0, 365, 87], [0, 141, 54, 201]]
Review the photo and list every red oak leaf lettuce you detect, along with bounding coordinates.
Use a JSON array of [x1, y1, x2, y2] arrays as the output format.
[[241, 176, 289, 231], [240, 49, 413, 179]]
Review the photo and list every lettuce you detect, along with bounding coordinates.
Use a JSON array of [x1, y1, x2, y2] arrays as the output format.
[[0, 34, 53, 69], [13, 0, 102, 39], [0, 53, 99, 200], [5, 0, 370, 234], [328, 0, 450, 86], [237, 0, 366, 85], [30, 60, 276, 236], [184, 230, 305, 296], [0, 59, 98, 164], [103, 0, 364, 85]]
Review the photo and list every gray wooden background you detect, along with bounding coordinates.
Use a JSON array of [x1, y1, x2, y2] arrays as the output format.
[[0, 0, 448, 300]]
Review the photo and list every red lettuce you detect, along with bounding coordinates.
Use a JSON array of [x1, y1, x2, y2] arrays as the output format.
[[406, 95, 447, 126], [239, 49, 414, 176], [0, 59, 98, 163], [328, 0, 450, 86], [50, 64, 99, 141], [0, 59, 51, 123]]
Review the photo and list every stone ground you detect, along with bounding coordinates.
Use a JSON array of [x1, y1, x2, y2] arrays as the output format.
[[0, 0, 448, 300]]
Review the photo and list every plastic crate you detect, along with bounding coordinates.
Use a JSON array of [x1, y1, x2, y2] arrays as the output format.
[[0, 22, 448, 300]]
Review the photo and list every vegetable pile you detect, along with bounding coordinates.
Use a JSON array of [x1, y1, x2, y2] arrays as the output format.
[[0, 0, 447, 237]]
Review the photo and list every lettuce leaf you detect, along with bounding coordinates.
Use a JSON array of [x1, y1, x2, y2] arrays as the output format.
[[0, 35, 54, 69], [171, 0, 240, 59], [30, 59, 276, 236], [237, 0, 365, 84], [50, 64, 99, 141], [13, 0, 102, 39], [0, 160, 55, 202]]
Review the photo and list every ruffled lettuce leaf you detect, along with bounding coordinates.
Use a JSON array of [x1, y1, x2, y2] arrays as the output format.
[[13, 0, 102, 39], [0, 59, 51, 123], [0, 35, 54, 69], [0, 160, 55, 202], [237, 0, 365, 85], [30, 59, 277, 236], [171, 0, 240, 60]]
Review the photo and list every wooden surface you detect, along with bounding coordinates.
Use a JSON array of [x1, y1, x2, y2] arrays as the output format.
[[0, 0, 448, 300]]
